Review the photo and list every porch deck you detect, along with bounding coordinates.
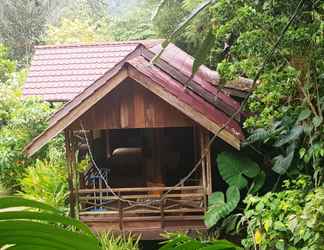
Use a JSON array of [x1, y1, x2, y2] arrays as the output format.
[[78, 186, 207, 239]]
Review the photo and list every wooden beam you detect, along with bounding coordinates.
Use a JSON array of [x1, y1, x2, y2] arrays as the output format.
[[24, 69, 128, 157], [199, 127, 208, 211], [78, 193, 204, 201], [203, 130, 213, 195], [78, 185, 203, 193], [127, 66, 241, 150]]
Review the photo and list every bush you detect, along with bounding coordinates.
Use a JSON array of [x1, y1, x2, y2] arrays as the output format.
[[99, 232, 140, 250], [0, 80, 54, 190], [159, 232, 242, 250], [20, 158, 68, 211], [240, 176, 324, 250]]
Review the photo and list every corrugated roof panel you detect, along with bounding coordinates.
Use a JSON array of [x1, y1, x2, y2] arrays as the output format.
[[127, 56, 244, 140], [23, 41, 147, 101]]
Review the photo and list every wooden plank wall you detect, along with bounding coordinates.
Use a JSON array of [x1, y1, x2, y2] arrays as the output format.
[[70, 79, 194, 130]]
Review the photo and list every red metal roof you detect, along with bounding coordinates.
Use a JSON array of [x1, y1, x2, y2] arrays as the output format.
[[148, 43, 241, 111], [23, 40, 246, 156], [126, 56, 243, 140], [23, 40, 161, 101]]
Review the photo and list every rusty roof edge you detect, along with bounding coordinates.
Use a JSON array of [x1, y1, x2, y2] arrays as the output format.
[[140, 48, 242, 121], [149, 44, 253, 93]]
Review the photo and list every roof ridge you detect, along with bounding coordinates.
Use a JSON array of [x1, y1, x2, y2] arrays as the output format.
[[34, 39, 164, 49]]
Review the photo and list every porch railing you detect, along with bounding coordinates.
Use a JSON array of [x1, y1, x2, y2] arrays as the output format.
[[78, 186, 206, 222]]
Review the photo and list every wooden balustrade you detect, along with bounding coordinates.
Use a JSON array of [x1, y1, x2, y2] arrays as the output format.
[[77, 186, 206, 225]]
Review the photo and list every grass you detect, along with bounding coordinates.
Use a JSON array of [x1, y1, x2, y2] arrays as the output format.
[[99, 232, 140, 250]]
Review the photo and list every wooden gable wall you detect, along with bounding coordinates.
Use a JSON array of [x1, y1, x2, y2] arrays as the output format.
[[69, 78, 195, 130]]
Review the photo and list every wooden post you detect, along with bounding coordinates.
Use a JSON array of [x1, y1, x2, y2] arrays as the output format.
[[160, 193, 164, 229], [71, 134, 79, 218], [65, 130, 76, 218], [118, 191, 123, 231], [204, 131, 213, 195], [199, 127, 207, 212]]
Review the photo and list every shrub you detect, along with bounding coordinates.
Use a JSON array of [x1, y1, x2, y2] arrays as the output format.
[[240, 176, 324, 250], [99, 232, 140, 250], [159, 232, 242, 250], [0, 81, 53, 190], [20, 159, 68, 211]]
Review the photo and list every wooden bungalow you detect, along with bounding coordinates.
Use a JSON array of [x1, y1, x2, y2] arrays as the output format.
[[23, 40, 249, 239]]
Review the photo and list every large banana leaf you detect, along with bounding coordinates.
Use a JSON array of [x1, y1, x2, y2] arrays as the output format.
[[204, 186, 240, 228], [217, 151, 261, 189], [0, 196, 101, 250]]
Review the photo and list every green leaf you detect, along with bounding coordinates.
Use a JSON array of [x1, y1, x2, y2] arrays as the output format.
[[174, 240, 203, 249], [0, 197, 100, 250], [0, 211, 93, 236], [169, 0, 213, 39], [207, 239, 241, 249], [192, 28, 215, 75], [275, 240, 285, 250], [0, 196, 57, 212], [0, 221, 100, 250], [151, 0, 167, 21], [312, 116, 323, 128], [243, 128, 269, 146], [200, 239, 240, 249], [208, 192, 225, 206], [272, 143, 296, 175], [204, 186, 240, 228], [158, 0, 214, 51], [297, 108, 311, 122], [217, 151, 260, 189], [274, 126, 303, 147], [250, 170, 265, 193]]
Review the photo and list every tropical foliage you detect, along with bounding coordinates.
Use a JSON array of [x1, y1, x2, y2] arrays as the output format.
[[0, 75, 54, 190], [19, 158, 68, 210], [0, 196, 101, 249], [153, 0, 323, 247], [205, 151, 264, 228], [99, 232, 140, 250], [240, 176, 324, 250], [0, 0, 323, 249], [159, 232, 242, 250]]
